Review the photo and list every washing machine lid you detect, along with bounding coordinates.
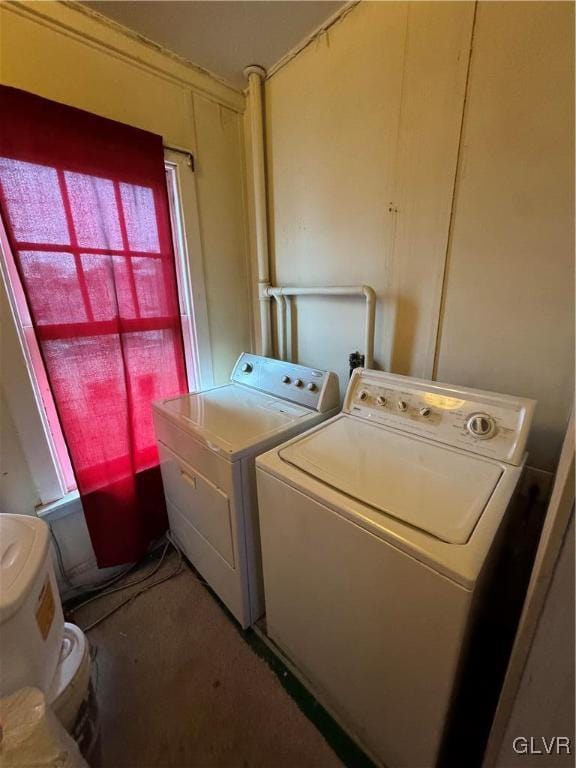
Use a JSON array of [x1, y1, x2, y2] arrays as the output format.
[[279, 417, 503, 544], [158, 384, 312, 452]]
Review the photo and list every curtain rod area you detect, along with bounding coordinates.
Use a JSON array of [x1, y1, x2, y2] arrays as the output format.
[[163, 144, 195, 171]]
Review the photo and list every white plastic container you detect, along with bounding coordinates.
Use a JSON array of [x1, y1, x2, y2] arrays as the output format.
[[0, 514, 64, 697], [48, 623, 99, 760]]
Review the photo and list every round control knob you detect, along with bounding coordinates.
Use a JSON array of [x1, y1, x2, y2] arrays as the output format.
[[241, 363, 253, 373], [306, 382, 317, 392], [376, 395, 387, 407], [419, 407, 431, 418], [466, 413, 496, 439], [359, 390, 368, 401], [294, 378, 303, 388], [397, 400, 408, 412], [281, 375, 290, 384]]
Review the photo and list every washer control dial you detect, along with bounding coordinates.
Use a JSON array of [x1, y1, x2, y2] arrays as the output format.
[[282, 375, 290, 384], [306, 382, 316, 392], [294, 378, 303, 388], [376, 395, 387, 407], [359, 390, 368, 401], [241, 363, 253, 373], [466, 413, 496, 439], [419, 407, 431, 418], [397, 400, 408, 412]]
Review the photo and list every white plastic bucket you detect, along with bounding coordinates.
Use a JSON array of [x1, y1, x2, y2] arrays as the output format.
[[48, 623, 100, 762]]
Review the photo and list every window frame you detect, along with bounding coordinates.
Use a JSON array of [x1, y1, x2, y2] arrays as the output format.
[[0, 149, 212, 507], [1, 215, 72, 503], [163, 149, 213, 391]]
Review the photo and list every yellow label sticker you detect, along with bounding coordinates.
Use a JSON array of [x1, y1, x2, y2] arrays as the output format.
[[35, 578, 55, 641]]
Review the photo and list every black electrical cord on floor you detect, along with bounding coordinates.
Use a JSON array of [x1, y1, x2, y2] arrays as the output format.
[[71, 534, 185, 633], [61, 536, 169, 612], [81, 550, 184, 633], [67, 540, 172, 617]]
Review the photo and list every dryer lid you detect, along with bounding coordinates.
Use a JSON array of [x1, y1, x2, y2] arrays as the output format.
[[279, 417, 503, 544], [158, 384, 311, 452]]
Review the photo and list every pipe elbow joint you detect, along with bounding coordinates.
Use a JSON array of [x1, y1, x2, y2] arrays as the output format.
[[243, 65, 267, 81], [258, 281, 272, 300], [362, 285, 377, 304]]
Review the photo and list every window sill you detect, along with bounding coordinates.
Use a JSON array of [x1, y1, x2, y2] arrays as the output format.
[[36, 490, 81, 521]]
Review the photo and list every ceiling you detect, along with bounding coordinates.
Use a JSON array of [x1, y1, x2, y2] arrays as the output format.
[[83, 1, 346, 89]]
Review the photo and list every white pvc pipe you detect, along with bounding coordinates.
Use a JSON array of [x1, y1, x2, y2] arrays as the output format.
[[273, 294, 287, 360], [242, 69, 377, 368], [244, 65, 272, 357], [282, 295, 291, 361], [266, 285, 376, 368]]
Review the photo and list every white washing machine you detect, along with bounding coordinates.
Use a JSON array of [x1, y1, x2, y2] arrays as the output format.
[[256, 368, 535, 768], [152, 353, 339, 628]]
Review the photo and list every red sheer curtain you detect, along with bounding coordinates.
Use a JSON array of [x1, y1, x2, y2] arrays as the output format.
[[0, 86, 187, 566]]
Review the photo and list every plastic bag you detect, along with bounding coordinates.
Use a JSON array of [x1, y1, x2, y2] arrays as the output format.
[[0, 687, 88, 768]]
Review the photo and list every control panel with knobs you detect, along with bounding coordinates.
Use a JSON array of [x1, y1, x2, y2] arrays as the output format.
[[231, 354, 340, 413], [344, 367, 536, 465]]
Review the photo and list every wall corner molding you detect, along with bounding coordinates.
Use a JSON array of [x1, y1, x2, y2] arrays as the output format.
[[2, 0, 245, 113]]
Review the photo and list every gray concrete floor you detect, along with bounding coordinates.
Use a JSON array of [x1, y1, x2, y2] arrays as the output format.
[[75, 552, 343, 768]]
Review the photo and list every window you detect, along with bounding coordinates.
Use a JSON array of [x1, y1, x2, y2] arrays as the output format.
[[0, 152, 205, 504], [165, 159, 200, 393]]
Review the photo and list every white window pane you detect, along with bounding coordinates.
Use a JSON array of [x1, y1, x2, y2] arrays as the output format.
[[111, 256, 138, 319], [120, 182, 160, 253], [132, 257, 171, 318], [19, 251, 89, 325], [65, 172, 123, 250], [0, 158, 69, 244], [81, 254, 117, 321]]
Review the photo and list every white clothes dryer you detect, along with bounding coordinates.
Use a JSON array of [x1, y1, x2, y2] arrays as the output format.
[[256, 368, 535, 768], [153, 353, 339, 628]]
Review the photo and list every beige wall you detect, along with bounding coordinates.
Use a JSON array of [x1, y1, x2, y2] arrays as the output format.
[[0, 1, 252, 512], [266, 1, 474, 381], [264, 0, 574, 472], [193, 94, 252, 382], [0, 390, 39, 515], [435, 1, 574, 472]]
